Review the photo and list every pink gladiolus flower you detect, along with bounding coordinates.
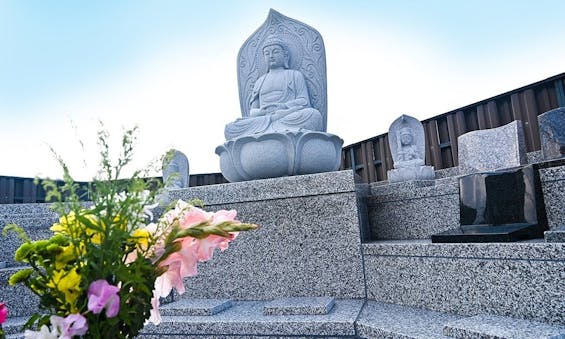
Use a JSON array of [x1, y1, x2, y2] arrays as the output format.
[[211, 209, 238, 223], [87, 280, 120, 318], [179, 206, 211, 229], [197, 233, 237, 261], [50, 314, 88, 339], [0, 302, 7, 324]]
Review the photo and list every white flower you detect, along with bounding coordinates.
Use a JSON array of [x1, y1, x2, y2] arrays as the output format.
[[24, 325, 57, 339]]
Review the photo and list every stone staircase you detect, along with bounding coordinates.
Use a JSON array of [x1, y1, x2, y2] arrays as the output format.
[[4, 297, 565, 338]]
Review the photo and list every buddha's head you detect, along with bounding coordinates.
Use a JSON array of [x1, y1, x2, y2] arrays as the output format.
[[262, 36, 290, 70], [399, 127, 414, 146]]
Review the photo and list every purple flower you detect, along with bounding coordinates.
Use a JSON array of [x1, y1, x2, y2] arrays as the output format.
[[50, 314, 88, 338], [87, 279, 120, 318]]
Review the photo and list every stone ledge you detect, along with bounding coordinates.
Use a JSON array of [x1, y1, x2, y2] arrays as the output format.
[[356, 300, 461, 339], [362, 239, 565, 261], [443, 314, 565, 339], [369, 179, 458, 203], [160, 298, 233, 316], [545, 230, 565, 242], [168, 170, 359, 205], [263, 297, 335, 316]]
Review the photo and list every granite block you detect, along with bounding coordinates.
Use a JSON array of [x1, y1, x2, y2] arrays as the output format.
[[0, 203, 55, 216], [363, 241, 565, 325], [368, 180, 459, 240], [263, 297, 335, 315], [0, 267, 39, 317], [356, 300, 462, 339], [1, 316, 27, 336], [528, 150, 544, 164], [539, 165, 565, 230], [140, 299, 363, 337], [545, 230, 565, 242], [443, 314, 565, 339], [434, 166, 460, 179], [1, 216, 58, 267], [160, 298, 233, 316], [458, 120, 527, 175], [170, 171, 366, 300], [168, 170, 360, 205], [538, 107, 565, 161], [363, 240, 565, 260]]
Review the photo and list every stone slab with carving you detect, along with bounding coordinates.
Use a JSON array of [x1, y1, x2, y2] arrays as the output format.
[[458, 120, 527, 174], [386, 114, 434, 183], [163, 149, 189, 189], [538, 107, 565, 161], [216, 9, 343, 182]]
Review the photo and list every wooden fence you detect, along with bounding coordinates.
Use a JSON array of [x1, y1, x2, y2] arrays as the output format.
[[340, 72, 565, 183], [0, 174, 228, 204], [1, 73, 564, 203]]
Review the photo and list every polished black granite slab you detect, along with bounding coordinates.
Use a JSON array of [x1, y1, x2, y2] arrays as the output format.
[[433, 165, 547, 243]]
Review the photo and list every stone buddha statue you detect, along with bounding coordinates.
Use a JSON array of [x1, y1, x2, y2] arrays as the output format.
[[387, 114, 434, 182], [395, 126, 425, 168], [216, 9, 343, 182], [224, 36, 323, 140]]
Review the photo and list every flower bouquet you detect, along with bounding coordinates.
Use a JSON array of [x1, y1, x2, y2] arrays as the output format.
[[5, 127, 257, 338]]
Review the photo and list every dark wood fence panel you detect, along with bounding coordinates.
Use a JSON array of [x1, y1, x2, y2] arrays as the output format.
[[341, 72, 565, 183], [2, 73, 565, 203]]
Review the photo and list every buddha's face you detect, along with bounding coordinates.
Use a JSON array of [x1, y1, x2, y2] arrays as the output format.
[[400, 133, 413, 146], [263, 44, 287, 69]]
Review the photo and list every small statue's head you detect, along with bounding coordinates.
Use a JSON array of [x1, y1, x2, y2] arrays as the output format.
[[399, 127, 414, 146], [262, 36, 290, 70]]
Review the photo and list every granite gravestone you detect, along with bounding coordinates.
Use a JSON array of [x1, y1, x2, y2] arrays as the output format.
[[163, 149, 190, 189], [538, 107, 565, 160], [386, 115, 434, 182], [432, 165, 547, 243], [216, 9, 343, 182], [458, 120, 527, 174]]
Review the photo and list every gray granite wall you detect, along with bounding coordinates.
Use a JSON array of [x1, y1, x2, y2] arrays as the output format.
[[539, 164, 565, 230], [367, 178, 459, 240], [168, 170, 367, 300], [363, 241, 565, 325]]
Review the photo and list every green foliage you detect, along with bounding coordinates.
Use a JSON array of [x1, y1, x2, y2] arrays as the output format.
[[5, 125, 164, 338]]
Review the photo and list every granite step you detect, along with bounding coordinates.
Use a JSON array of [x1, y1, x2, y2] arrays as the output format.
[[6, 299, 565, 338], [2, 317, 27, 335], [443, 314, 565, 339], [0, 267, 40, 317], [160, 298, 234, 316], [140, 299, 364, 338], [356, 300, 462, 339], [545, 230, 565, 242]]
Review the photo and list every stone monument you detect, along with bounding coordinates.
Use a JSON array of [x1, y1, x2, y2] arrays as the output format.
[[216, 9, 343, 182], [386, 115, 434, 182], [162, 149, 190, 189], [538, 107, 565, 160], [458, 120, 527, 174]]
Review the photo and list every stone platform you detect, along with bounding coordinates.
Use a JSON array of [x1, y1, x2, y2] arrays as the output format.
[[2, 168, 565, 337], [166, 170, 368, 300]]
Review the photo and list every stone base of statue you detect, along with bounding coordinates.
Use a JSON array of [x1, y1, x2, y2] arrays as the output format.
[[216, 131, 343, 182], [387, 165, 435, 183]]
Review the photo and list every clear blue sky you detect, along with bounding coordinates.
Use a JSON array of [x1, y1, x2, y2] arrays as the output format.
[[1, 0, 564, 180]]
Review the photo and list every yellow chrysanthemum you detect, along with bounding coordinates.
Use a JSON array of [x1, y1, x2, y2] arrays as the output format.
[[131, 228, 151, 251], [47, 268, 82, 312], [54, 244, 85, 269], [50, 212, 78, 234]]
